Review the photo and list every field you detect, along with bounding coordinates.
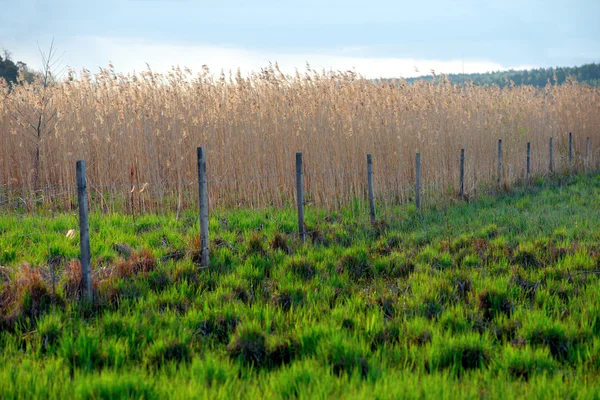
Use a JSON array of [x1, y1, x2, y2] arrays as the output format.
[[1, 68, 600, 212], [1, 173, 600, 399], [2, 66, 600, 398]]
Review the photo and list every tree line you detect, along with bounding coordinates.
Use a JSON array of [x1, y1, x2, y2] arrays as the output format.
[[0, 50, 37, 85], [2, 47, 599, 88], [402, 63, 600, 87]]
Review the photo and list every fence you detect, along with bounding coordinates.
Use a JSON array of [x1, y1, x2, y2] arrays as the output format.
[[1, 133, 598, 301]]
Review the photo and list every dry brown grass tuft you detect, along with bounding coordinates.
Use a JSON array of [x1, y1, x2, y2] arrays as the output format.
[[62, 259, 84, 300], [1, 264, 62, 327], [115, 249, 157, 279]]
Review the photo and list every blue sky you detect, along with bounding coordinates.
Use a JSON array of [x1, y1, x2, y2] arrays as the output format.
[[1, 0, 599, 78]]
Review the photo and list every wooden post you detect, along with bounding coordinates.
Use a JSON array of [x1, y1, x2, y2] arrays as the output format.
[[569, 132, 573, 170], [526, 142, 531, 183], [586, 137, 591, 171], [76, 160, 92, 301], [366, 154, 376, 223], [459, 148, 465, 198], [197, 147, 209, 267], [549, 137, 554, 174], [497, 139, 503, 187], [0, 169, 3, 207], [415, 152, 421, 210], [296, 152, 305, 241]]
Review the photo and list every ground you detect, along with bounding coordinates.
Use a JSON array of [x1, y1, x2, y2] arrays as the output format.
[[0, 173, 600, 399]]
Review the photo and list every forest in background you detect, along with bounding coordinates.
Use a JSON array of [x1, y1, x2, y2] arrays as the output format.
[[2, 47, 599, 88], [402, 63, 600, 87]]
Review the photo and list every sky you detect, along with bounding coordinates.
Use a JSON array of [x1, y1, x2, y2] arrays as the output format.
[[1, 0, 599, 79]]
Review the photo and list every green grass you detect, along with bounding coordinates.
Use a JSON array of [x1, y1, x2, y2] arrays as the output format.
[[1, 173, 600, 399]]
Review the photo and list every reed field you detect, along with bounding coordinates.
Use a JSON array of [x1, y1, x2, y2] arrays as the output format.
[[1, 66, 599, 212]]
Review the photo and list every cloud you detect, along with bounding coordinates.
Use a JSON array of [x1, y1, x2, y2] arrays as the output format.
[[12, 36, 536, 79]]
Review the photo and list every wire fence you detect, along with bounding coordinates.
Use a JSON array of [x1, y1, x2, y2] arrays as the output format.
[[1, 135, 598, 287], [1, 138, 595, 215]]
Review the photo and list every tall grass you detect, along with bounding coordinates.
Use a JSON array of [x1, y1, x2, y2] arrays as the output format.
[[1, 65, 599, 211]]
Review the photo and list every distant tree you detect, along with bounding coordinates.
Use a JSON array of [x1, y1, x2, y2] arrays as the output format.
[[0, 50, 20, 84], [401, 63, 600, 88], [0, 49, 38, 85], [4, 41, 62, 189]]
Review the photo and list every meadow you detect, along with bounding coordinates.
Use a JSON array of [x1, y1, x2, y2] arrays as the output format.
[[2, 65, 600, 398], [1, 172, 600, 399]]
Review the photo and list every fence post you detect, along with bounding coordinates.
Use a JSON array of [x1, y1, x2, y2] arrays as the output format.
[[497, 139, 503, 187], [366, 154, 376, 223], [526, 142, 531, 184], [415, 152, 421, 210], [549, 137, 554, 174], [569, 132, 573, 170], [296, 152, 305, 241], [76, 160, 92, 301], [459, 148, 465, 198], [0, 170, 3, 207], [586, 137, 591, 171], [197, 147, 210, 267]]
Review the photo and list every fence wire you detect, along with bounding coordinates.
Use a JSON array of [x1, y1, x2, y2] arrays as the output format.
[[1, 139, 598, 277]]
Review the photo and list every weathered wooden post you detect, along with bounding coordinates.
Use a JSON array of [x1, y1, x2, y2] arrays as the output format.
[[526, 142, 531, 183], [366, 154, 376, 223], [197, 147, 209, 267], [497, 139, 503, 187], [569, 132, 573, 170], [76, 160, 92, 301], [296, 152, 306, 241], [549, 137, 554, 174], [586, 137, 591, 171], [415, 152, 421, 210], [0, 169, 3, 207], [459, 148, 465, 198]]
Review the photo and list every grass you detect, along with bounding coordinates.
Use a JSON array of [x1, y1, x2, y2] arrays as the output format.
[[0, 173, 599, 398]]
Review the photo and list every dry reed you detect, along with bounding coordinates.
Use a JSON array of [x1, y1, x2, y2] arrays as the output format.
[[1, 65, 599, 212]]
